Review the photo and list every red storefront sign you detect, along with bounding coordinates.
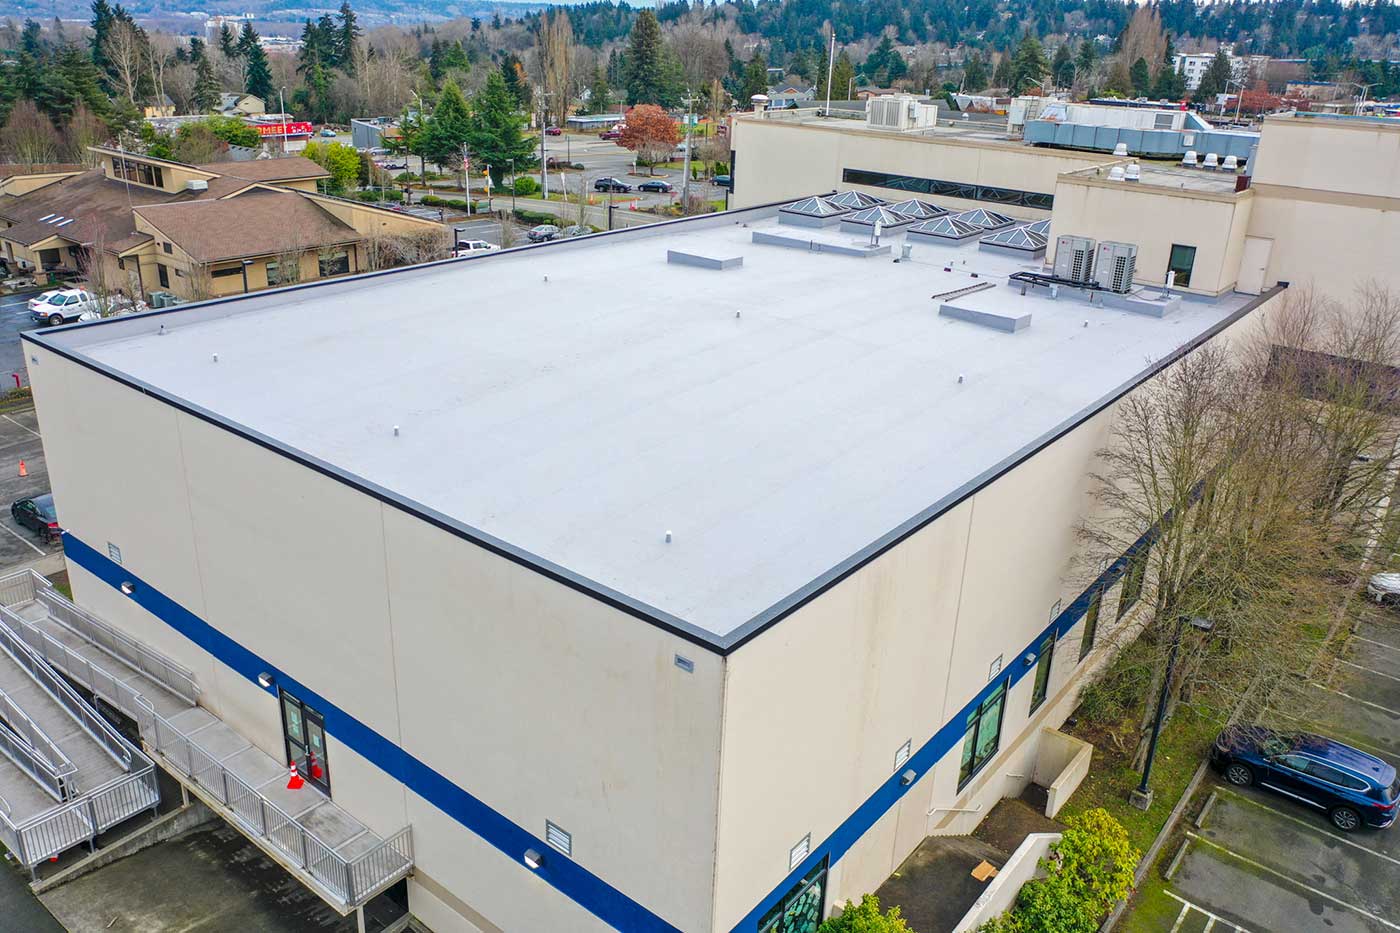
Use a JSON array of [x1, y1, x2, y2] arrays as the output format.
[[255, 122, 313, 137]]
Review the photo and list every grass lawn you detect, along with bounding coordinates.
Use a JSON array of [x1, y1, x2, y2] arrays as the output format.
[[1119, 874, 1185, 933], [1057, 704, 1222, 856]]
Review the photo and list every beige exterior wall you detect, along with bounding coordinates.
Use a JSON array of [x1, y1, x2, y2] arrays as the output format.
[[709, 290, 1280, 931], [729, 115, 1108, 217], [0, 170, 82, 197], [27, 345, 725, 933], [1047, 177, 1254, 296], [1252, 116, 1400, 199], [1246, 187, 1400, 296]]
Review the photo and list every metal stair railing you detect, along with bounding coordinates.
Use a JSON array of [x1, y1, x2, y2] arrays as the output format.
[[0, 687, 77, 801], [136, 695, 413, 908]]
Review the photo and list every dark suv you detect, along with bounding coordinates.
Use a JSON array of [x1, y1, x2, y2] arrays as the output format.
[[1211, 726, 1399, 831]]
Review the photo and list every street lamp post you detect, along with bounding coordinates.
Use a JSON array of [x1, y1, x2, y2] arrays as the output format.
[[680, 90, 698, 212], [1130, 614, 1215, 810], [278, 87, 287, 154], [1347, 82, 1380, 116], [509, 158, 517, 213]]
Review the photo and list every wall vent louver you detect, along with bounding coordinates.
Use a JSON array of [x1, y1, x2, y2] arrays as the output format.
[[545, 821, 572, 857]]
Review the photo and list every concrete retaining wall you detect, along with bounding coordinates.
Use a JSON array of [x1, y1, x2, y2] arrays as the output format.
[[1032, 727, 1093, 819], [950, 832, 1061, 933]]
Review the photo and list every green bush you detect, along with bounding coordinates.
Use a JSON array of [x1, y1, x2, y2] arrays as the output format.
[[571, 162, 586, 170], [979, 809, 1139, 933], [818, 895, 913, 932], [512, 176, 540, 196], [420, 195, 445, 207], [513, 209, 556, 226]]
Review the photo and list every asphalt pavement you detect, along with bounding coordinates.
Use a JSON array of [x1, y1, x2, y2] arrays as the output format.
[[0, 293, 38, 388]]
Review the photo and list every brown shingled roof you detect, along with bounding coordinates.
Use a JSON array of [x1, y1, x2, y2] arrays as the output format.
[[0, 163, 83, 178], [133, 188, 360, 263], [194, 155, 331, 183]]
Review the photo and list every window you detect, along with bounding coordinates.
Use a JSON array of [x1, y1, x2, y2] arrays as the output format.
[[318, 250, 351, 277], [209, 266, 242, 278], [842, 168, 1053, 210], [1168, 243, 1197, 287], [161, 242, 172, 254], [1307, 762, 1368, 791], [112, 156, 165, 189], [266, 260, 283, 286], [959, 681, 1007, 789], [1117, 545, 1149, 620], [156, 263, 169, 289], [758, 857, 828, 933], [1079, 590, 1102, 661], [1029, 634, 1054, 713]]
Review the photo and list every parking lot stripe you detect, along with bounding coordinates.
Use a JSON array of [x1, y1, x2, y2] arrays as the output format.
[[1, 415, 38, 439], [1356, 635, 1400, 656], [1164, 890, 1250, 933], [1218, 789, 1400, 869], [1185, 832, 1400, 930], [1168, 902, 1190, 933], [0, 520, 44, 557], [1341, 658, 1400, 683], [1319, 685, 1400, 718]]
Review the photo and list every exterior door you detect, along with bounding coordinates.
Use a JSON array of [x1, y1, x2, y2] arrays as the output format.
[[1236, 236, 1273, 295], [280, 690, 330, 795]]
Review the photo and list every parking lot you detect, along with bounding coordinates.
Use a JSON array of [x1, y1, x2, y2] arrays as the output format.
[[0, 404, 61, 567], [1145, 606, 1400, 933]]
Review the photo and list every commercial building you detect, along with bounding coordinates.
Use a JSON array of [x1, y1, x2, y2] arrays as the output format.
[[729, 106, 1400, 300], [0, 148, 443, 302], [1172, 46, 1267, 91], [22, 201, 1282, 932]]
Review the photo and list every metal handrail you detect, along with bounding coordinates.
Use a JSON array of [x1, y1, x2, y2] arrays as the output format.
[[0, 611, 133, 772], [35, 587, 200, 705], [0, 716, 71, 802], [135, 694, 412, 907], [0, 683, 77, 778]]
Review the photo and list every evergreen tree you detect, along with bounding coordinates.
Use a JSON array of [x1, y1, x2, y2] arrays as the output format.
[[624, 9, 668, 105], [418, 78, 471, 170], [188, 36, 206, 63], [465, 68, 537, 188], [1194, 48, 1233, 102], [588, 65, 611, 114], [192, 52, 220, 112], [499, 53, 532, 111], [739, 52, 768, 103], [1010, 33, 1050, 94], [1152, 37, 1187, 99], [240, 24, 274, 102], [218, 23, 237, 58], [1130, 56, 1152, 96], [962, 50, 990, 92], [1075, 38, 1098, 81], [89, 0, 115, 75], [830, 50, 856, 100], [336, 1, 361, 74], [1052, 43, 1074, 87], [992, 51, 1013, 89]]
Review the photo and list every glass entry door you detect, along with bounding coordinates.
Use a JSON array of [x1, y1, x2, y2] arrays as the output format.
[[280, 690, 330, 795]]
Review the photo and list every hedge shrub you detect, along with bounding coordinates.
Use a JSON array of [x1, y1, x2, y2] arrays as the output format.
[[817, 895, 913, 932]]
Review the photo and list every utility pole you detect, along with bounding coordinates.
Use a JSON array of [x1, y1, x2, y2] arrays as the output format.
[[538, 92, 552, 199], [278, 87, 287, 155], [681, 90, 697, 211], [824, 32, 836, 116]]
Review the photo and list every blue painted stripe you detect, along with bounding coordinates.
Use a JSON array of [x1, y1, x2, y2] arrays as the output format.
[[61, 533, 682, 933], [729, 529, 1152, 933]]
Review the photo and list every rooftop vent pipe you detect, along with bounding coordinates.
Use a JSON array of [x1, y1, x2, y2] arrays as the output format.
[[1181, 150, 1198, 168], [1222, 154, 1239, 172], [1113, 142, 1129, 157], [1107, 165, 1126, 182], [1124, 163, 1141, 182], [1202, 153, 1220, 170]]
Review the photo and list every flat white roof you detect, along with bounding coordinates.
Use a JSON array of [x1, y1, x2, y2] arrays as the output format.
[[40, 204, 1256, 647]]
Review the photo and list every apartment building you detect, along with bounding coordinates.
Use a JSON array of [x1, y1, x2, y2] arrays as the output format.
[[20, 201, 1283, 932], [0, 149, 443, 303]]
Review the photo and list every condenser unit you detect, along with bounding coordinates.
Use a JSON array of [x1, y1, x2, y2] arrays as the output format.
[[1053, 235, 1096, 284], [1093, 241, 1138, 294]]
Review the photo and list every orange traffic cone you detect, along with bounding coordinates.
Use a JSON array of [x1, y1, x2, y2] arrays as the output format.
[[17, 460, 26, 477], [287, 760, 304, 790], [308, 751, 323, 780]]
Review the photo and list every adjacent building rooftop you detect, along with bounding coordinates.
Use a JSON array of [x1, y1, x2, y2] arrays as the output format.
[[32, 202, 1256, 647]]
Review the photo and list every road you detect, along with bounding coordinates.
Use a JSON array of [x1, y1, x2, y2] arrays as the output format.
[[0, 293, 37, 389]]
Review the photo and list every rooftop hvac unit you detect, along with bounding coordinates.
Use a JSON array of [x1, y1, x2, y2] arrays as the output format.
[[148, 291, 174, 308], [866, 95, 938, 132], [1182, 150, 1198, 167], [1054, 235, 1096, 284], [1093, 241, 1138, 294], [1124, 163, 1141, 182], [184, 179, 209, 192]]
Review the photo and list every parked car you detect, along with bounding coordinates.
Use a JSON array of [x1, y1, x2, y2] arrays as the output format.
[[559, 225, 591, 238], [545, 125, 563, 136], [600, 128, 622, 141], [1367, 572, 1400, 605], [320, 128, 337, 137], [638, 179, 673, 194], [29, 288, 97, 326], [452, 239, 500, 258], [527, 224, 560, 243], [10, 493, 59, 543], [594, 177, 632, 193], [713, 174, 733, 190], [1210, 726, 1399, 831]]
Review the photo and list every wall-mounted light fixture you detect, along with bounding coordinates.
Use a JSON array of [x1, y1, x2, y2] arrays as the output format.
[[1022, 652, 1037, 668], [119, 581, 136, 595], [257, 672, 275, 688], [523, 849, 545, 870], [901, 769, 918, 786]]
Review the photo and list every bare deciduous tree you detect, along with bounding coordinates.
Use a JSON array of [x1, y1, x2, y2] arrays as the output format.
[[538, 10, 574, 128], [0, 100, 64, 167], [105, 19, 148, 104], [65, 102, 111, 165]]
